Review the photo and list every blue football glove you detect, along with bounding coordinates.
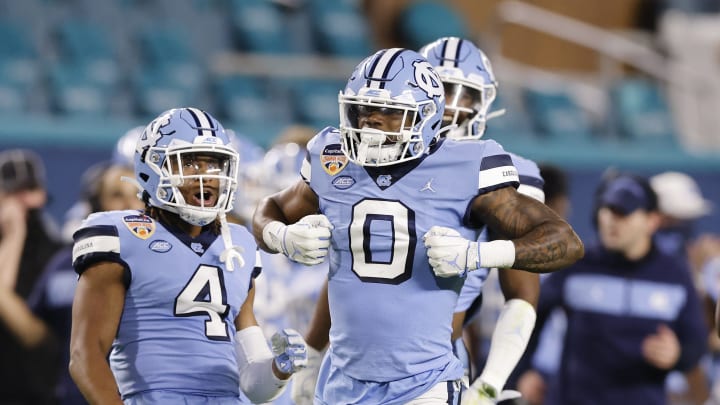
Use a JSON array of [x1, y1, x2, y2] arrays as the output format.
[[271, 328, 308, 374]]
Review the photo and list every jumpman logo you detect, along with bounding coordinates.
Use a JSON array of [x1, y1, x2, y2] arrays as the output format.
[[420, 178, 436, 193]]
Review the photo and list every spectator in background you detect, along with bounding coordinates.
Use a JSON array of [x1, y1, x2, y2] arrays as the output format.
[[0, 149, 63, 404], [648, 171, 714, 405], [695, 235, 720, 405], [538, 163, 570, 220], [516, 173, 709, 405], [650, 171, 713, 258]]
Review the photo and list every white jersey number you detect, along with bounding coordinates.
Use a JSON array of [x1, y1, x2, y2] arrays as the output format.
[[349, 199, 416, 284], [174, 265, 230, 341]]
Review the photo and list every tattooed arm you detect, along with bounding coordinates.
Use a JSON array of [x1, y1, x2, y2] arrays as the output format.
[[470, 186, 584, 272]]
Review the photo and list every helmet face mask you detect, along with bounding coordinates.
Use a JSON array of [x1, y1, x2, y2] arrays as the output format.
[[341, 97, 427, 165], [420, 37, 498, 140], [338, 48, 444, 167], [135, 108, 239, 226]]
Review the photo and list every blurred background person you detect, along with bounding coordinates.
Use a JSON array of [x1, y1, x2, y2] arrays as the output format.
[[538, 163, 570, 220], [27, 162, 140, 405], [240, 124, 328, 405], [685, 233, 720, 404], [0, 149, 63, 405], [515, 173, 709, 405], [650, 171, 713, 258], [648, 171, 715, 405]]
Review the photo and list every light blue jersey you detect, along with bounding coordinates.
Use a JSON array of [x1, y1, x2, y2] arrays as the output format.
[[302, 128, 519, 403], [455, 152, 544, 314], [72, 210, 260, 400]]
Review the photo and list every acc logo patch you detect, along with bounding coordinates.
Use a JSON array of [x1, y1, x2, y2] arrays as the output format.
[[123, 214, 155, 240], [321, 144, 348, 176], [332, 175, 355, 190], [149, 240, 172, 253]]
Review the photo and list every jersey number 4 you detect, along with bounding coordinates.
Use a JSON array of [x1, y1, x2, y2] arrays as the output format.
[[174, 265, 231, 341], [350, 199, 416, 284]]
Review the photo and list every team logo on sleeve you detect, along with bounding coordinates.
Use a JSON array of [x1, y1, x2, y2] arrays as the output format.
[[320, 144, 348, 176], [122, 214, 155, 240]]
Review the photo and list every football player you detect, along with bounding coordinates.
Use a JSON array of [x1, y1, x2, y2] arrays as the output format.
[[69, 107, 308, 404], [420, 37, 544, 405], [253, 49, 583, 404]]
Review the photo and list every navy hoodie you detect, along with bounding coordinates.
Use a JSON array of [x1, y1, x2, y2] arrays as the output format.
[[516, 242, 708, 405]]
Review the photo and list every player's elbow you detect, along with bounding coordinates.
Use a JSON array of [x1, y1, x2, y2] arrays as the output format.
[[563, 226, 584, 265], [68, 346, 86, 387]]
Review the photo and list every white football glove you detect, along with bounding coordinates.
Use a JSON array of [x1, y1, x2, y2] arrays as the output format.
[[290, 345, 323, 405], [270, 328, 308, 375], [423, 226, 479, 277], [461, 380, 522, 405], [263, 215, 333, 265]]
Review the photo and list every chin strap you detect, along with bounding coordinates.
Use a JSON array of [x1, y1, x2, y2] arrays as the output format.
[[218, 211, 245, 271], [486, 108, 506, 121], [120, 176, 144, 201]]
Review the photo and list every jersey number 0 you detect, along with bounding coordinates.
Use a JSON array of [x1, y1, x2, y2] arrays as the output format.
[[349, 199, 416, 284]]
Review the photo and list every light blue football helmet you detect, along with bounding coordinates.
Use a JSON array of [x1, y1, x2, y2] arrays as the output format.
[[420, 37, 498, 140], [338, 48, 445, 166], [112, 125, 145, 167], [134, 107, 239, 226]]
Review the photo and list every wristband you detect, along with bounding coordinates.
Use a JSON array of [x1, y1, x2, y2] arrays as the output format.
[[236, 326, 289, 403], [466, 241, 481, 272], [479, 240, 515, 269]]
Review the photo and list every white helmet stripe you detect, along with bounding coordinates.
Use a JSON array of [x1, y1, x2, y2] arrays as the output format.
[[441, 37, 461, 68], [368, 48, 404, 89], [186, 107, 215, 137]]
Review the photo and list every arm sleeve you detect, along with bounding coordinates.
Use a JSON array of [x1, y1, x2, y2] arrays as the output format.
[[508, 271, 567, 386], [236, 326, 289, 403]]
